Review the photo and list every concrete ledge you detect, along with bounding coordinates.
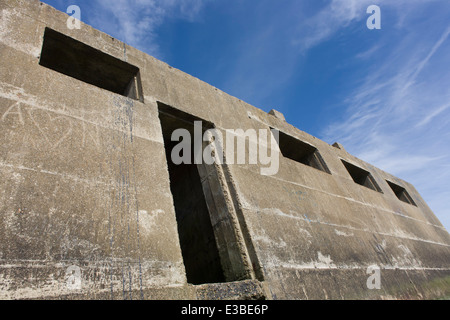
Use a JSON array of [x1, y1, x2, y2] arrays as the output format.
[[194, 280, 267, 300]]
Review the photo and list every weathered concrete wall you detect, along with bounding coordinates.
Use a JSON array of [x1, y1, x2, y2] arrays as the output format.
[[0, 0, 449, 300]]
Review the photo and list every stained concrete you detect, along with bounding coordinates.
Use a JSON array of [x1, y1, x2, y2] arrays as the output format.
[[0, 0, 449, 300]]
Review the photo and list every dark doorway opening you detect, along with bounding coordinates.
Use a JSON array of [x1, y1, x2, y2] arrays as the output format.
[[158, 104, 225, 285]]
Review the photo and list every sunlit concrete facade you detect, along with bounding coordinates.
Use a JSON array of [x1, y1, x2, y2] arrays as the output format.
[[0, 0, 449, 299]]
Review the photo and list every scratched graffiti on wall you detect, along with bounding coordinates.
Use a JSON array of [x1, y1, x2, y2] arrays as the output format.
[[1, 100, 102, 150], [0, 84, 148, 298]]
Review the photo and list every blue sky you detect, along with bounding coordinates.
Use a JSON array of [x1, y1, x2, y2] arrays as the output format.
[[41, 0, 450, 232]]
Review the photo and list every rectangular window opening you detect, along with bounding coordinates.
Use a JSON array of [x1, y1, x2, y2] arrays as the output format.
[[341, 160, 383, 193], [39, 28, 143, 101], [386, 180, 417, 206], [273, 129, 331, 174]]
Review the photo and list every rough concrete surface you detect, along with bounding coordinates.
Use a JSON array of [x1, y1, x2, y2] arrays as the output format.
[[0, 0, 449, 300]]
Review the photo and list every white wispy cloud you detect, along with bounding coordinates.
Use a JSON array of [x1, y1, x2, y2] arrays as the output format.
[[416, 103, 450, 128], [293, 0, 445, 52], [293, 0, 372, 51], [318, 2, 450, 230], [402, 26, 450, 94], [89, 0, 208, 57], [355, 44, 383, 60]]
